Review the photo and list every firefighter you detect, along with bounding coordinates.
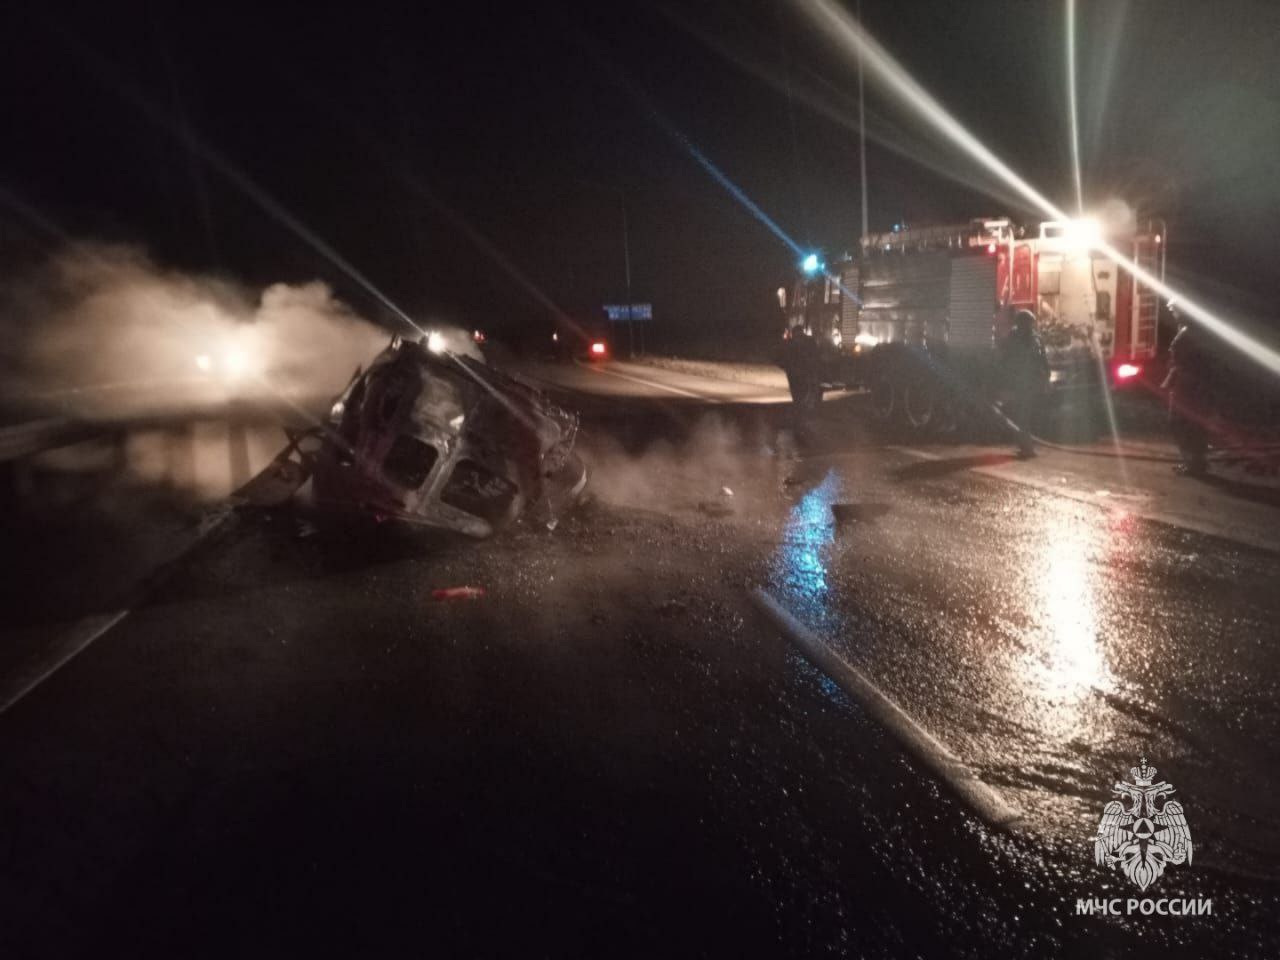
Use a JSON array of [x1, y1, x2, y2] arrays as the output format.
[[781, 325, 822, 416], [1162, 304, 1211, 476], [999, 308, 1049, 458]]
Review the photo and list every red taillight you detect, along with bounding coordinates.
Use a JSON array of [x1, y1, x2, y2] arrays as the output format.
[[1115, 362, 1142, 381], [986, 242, 997, 254], [591, 341, 607, 356]]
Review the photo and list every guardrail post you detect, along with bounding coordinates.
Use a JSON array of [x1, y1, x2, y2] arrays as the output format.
[[228, 418, 250, 492], [166, 424, 195, 492]]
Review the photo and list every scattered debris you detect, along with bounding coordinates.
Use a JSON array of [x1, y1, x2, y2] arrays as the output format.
[[196, 505, 233, 537], [234, 455, 309, 507], [697, 499, 735, 517], [831, 502, 892, 525], [658, 598, 688, 618], [431, 586, 486, 601]]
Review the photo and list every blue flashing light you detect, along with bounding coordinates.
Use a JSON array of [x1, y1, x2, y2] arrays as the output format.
[[802, 253, 820, 274]]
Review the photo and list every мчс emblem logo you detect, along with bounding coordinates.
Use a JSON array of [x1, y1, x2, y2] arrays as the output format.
[[1094, 758, 1193, 891]]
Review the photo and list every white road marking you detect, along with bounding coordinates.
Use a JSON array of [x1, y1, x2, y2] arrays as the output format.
[[576, 361, 726, 402], [0, 505, 236, 718], [751, 588, 1024, 832], [889, 445, 1133, 505], [0, 611, 130, 715], [889, 445, 1279, 553]]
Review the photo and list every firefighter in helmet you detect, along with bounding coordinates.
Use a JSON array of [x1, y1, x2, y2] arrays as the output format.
[[1162, 301, 1211, 476], [780, 322, 823, 416], [999, 308, 1049, 458]]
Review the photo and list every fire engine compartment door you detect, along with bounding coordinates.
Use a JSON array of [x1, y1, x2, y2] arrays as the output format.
[[1011, 244, 1035, 305], [858, 250, 949, 344], [839, 262, 860, 343], [947, 254, 997, 350], [1046, 252, 1095, 331]]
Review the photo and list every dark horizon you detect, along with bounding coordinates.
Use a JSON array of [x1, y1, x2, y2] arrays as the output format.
[[3, 0, 1278, 352]]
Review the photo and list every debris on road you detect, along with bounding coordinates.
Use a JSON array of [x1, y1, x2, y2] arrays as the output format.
[[658, 598, 688, 617], [234, 455, 310, 508], [720, 486, 734, 497], [431, 586, 486, 601], [831, 502, 892, 525], [697, 499, 735, 517]]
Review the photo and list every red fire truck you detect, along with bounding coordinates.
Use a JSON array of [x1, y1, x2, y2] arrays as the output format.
[[779, 216, 1167, 432]]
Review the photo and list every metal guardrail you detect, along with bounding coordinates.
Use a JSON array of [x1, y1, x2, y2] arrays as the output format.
[[0, 418, 87, 462], [0, 397, 327, 464]]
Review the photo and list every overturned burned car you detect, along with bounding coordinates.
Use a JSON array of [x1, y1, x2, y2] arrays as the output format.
[[245, 334, 587, 537]]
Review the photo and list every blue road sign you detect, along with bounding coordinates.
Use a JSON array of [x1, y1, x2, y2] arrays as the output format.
[[604, 303, 652, 322]]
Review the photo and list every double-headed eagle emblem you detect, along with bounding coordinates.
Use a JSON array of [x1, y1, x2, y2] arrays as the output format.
[[1095, 758, 1193, 891]]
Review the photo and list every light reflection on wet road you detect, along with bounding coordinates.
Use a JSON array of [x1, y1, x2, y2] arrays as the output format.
[[765, 445, 1280, 880], [1002, 499, 1124, 760], [5, 381, 1280, 954], [769, 469, 838, 627]]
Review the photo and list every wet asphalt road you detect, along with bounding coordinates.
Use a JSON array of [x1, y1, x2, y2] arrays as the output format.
[[1, 365, 1278, 957]]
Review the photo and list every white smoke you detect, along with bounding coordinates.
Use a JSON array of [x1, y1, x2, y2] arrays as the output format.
[[0, 243, 393, 417], [1096, 197, 1137, 238]]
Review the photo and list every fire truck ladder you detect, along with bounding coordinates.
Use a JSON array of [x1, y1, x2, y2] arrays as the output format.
[[1131, 236, 1161, 359]]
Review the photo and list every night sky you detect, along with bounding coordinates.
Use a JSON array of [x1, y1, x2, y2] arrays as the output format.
[[3, 0, 1278, 352]]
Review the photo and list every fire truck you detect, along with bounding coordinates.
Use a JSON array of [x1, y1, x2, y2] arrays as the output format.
[[779, 216, 1167, 432]]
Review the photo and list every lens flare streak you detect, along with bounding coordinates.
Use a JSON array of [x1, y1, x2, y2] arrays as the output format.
[[798, 0, 1280, 378], [1066, 0, 1084, 215]]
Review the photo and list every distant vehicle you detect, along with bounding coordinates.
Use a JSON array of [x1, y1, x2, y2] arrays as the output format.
[[778, 215, 1167, 432], [551, 321, 611, 363], [240, 334, 587, 537]]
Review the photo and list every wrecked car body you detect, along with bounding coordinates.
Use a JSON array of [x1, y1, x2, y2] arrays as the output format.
[[244, 335, 586, 537]]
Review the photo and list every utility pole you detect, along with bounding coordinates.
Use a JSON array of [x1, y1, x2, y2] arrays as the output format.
[[857, 0, 869, 243], [622, 195, 635, 357], [575, 176, 637, 355]]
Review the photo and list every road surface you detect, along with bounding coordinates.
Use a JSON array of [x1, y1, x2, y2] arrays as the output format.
[[1, 358, 1277, 957]]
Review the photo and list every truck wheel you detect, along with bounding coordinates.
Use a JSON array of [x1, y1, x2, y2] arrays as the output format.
[[903, 377, 937, 434], [869, 372, 895, 423]]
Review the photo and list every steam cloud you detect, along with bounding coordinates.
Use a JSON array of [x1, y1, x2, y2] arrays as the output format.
[[585, 413, 790, 516], [0, 243, 394, 418]]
